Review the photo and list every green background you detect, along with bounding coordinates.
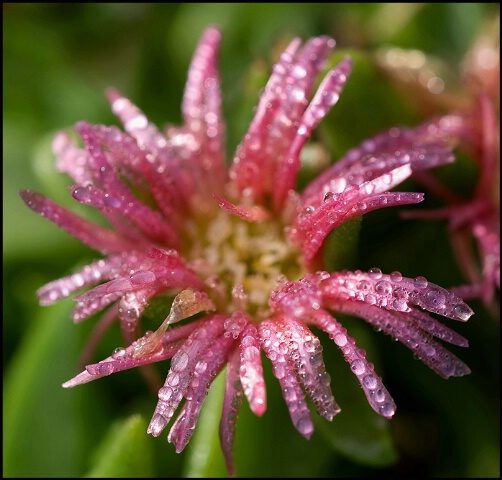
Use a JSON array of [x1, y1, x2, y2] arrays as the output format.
[[3, 3, 500, 478]]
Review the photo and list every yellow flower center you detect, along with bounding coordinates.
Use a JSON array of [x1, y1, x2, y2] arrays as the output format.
[[184, 209, 303, 318]]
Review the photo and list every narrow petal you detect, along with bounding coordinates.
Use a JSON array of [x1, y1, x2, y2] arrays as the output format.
[[229, 36, 336, 204], [302, 114, 460, 203], [328, 299, 471, 379], [260, 319, 314, 439], [291, 165, 424, 264], [147, 315, 226, 437], [107, 88, 191, 209], [19, 190, 136, 254], [320, 270, 474, 321], [282, 316, 341, 420], [213, 195, 271, 222], [37, 253, 129, 305], [52, 131, 94, 186], [182, 26, 226, 195], [310, 309, 396, 418], [273, 56, 353, 211], [167, 332, 236, 453], [238, 323, 266, 416]]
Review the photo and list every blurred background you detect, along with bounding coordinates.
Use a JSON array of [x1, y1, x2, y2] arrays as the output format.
[[3, 3, 500, 478]]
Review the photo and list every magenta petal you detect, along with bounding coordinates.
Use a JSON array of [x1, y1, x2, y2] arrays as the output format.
[[282, 316, 341, 420], [273, 56, 353, 211], [329, 299, 471, 379], [260, 319, 314, 439], [320, 270, 474, 321], [229, 36, 336, 204], [238, 323, 266, 416], [310, 309, 396, 418], [19, 190, 136, 254], [167, 332, 236, 452], [147, 315, 226, 437]]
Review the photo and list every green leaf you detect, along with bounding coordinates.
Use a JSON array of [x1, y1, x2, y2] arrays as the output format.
[[84, 414, 154, 478], [3, 301, 83, 477], [182, 371, 229, 478], [324, 216, 362, 272]]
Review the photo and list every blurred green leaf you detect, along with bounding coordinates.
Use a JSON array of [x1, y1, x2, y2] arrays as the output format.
[[182, 371, 228, 478], [3, 301, 83, 477], [84, 414, 154, 478]]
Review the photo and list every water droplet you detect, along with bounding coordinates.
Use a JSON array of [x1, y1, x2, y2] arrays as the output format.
[[364, 294, 376, 305], [168, 373, 180, 387], [453, 304, 472, 321], [350, 359, 366, 375], [373, 388, 386, 403], [333, 333, 347, 347], [97, 362, 114, 375], [414, 276, 428, 288], [362, 374, 378, 390], [375, 280, 392, 294], [323, 191, 335, 202], [195, 360, 207, 374], [171, 351, 189, 372], [425, 289, 446, 309], [390, 271, 403, 282], [158, 386, 173, 401], [130, 270, 156, 285], [368, 267, 382, 279], [392, 298, 408, 312], [380, 403, 395, 418], [112, 347, 126, 360], [72, 186, 92, 203]]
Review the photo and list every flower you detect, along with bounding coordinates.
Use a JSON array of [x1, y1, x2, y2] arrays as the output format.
[[20, 27, 474, 476], [380, 25, 500, 311]]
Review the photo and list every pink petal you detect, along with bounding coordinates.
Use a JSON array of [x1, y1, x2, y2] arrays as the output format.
[[310, 309, 396, 418], [147, 315, 226, 437], [167, 333, 236, 453], [320, 270, 474, 321], [19, 190, 136, 254], [329, 299, 471, 378], [260, 319, 314, 439], [238, 323, 266, 416], [229, 36, 336, 204], [273, 56, 353, 211]]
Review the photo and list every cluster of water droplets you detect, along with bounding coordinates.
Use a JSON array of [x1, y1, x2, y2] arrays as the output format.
[[310, 312, 396, 418], [261, 321, 314, 436], [147, 316, 225, 437], [322, 268, 473, 321], [238, 323, 266, 416]]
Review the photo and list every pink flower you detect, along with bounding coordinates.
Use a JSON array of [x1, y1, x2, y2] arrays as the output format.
[[20, 28, 474, 476], [390, 30, 500, 311]]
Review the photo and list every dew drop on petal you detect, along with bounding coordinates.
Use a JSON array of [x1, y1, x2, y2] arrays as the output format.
[[453, 304, 472, 321], [414, 276, 428, 289], [425, 289, 446, 309], [368, 267, 382, 279], [112, 347, 126, 360], [350, 359, 366, 375], [390, 271, 403, 282], [363, 374, 378, 390], [380, 403, 395, 418], [158, 386, 173, 401], [171, 351, 189, 372], [333, 333, 347, 347]]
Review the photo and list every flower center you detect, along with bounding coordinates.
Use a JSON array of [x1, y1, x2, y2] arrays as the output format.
[[184, 209, 303, 318]]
